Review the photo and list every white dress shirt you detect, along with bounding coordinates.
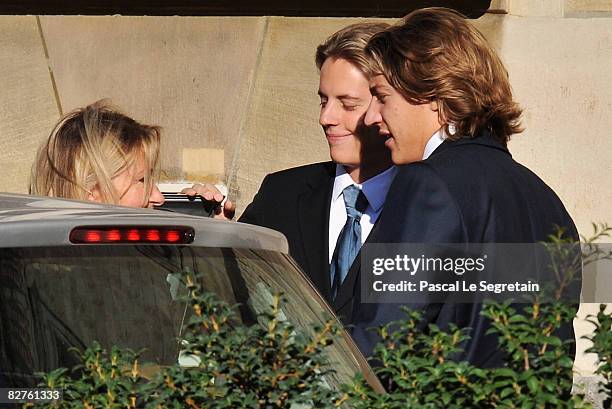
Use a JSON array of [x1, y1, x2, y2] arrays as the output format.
[[423, 128, 446, 160], [328, 165, 397, 263]]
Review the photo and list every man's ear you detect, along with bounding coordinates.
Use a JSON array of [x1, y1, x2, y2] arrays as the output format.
[[88, 185, 102, 203], [430, 100, 446, 128]]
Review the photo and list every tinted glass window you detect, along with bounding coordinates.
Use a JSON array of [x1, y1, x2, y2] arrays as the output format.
[[0, 246, 363, 389]]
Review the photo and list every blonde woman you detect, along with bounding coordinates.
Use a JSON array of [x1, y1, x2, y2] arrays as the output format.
[[30, 100, 165, 208]]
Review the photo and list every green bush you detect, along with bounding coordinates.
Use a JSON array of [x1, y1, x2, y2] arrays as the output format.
[[345, 301, 585, 409], [584, 304, 612, 409]]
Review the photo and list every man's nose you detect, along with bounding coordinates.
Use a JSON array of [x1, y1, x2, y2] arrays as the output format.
[[319, 102, 339, 127], [364, 100, 381, 127], [148, 185, 165, 208]]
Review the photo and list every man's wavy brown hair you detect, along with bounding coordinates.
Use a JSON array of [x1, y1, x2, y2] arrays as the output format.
[[365, 7, 523, 145]]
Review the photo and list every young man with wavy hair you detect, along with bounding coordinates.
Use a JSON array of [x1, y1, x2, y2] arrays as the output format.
[[346, 8, 579, 367]]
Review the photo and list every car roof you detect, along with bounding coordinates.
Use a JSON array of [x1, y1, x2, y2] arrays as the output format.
[[0, 193, 288, 253]]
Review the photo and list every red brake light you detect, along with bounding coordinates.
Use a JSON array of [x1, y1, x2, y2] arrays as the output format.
[[146, 229, 161, 242], [107, 230, 121, 241], [166, 231, 180, 242], [70, 226, 195, 244], [127, 229, 141, 241], [86, 231, 101, 243]]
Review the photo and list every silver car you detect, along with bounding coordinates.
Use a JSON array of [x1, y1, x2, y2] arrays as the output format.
[[0, 193, 382, 393]]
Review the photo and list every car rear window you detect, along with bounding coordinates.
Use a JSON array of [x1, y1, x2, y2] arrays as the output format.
[[0, 245, 362, 389]]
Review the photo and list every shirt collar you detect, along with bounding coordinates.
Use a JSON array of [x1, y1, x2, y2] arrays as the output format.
[[422, 128, 447, 160], [332, 165, 397, 212]]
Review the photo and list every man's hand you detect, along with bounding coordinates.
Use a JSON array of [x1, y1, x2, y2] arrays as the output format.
[[181, 183, 236, 220]]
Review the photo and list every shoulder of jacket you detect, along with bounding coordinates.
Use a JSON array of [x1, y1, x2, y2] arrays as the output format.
[[264, 161, 335, 182]]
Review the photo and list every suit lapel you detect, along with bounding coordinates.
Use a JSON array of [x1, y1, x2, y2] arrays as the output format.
[[297, 163, 335, 301]]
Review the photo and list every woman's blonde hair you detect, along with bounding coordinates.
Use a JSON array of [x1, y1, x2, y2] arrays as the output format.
[[30, 100, 161, 206], [365, 7, 523, 145]]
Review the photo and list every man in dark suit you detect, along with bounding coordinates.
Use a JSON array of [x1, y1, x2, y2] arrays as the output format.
[[238, 23, 395, 303], [339, 8, 579, 367]]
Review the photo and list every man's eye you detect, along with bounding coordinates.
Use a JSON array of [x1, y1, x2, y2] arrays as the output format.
[[319, 99, 327, 107], [343, 105, 359, 111]]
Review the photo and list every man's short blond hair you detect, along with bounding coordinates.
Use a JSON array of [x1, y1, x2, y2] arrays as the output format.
[[315, 22, 390, 76]]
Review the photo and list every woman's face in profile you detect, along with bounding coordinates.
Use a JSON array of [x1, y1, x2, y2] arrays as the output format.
[[89, 151, 165, 208]]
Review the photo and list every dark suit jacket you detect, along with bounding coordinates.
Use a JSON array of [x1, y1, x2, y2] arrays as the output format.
[[342, 131, 579, 367], [239, 162, 336, 301]]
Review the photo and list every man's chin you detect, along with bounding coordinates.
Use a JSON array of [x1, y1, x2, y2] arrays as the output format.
[[329, 150, 359, 166], [391, 150, 420, 165]]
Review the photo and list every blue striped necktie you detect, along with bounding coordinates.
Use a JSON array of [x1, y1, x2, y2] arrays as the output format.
[[330, 185, 368, 299]]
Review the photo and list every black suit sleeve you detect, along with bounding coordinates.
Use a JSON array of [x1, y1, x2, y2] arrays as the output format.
[[238, 174, 271, 226]]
